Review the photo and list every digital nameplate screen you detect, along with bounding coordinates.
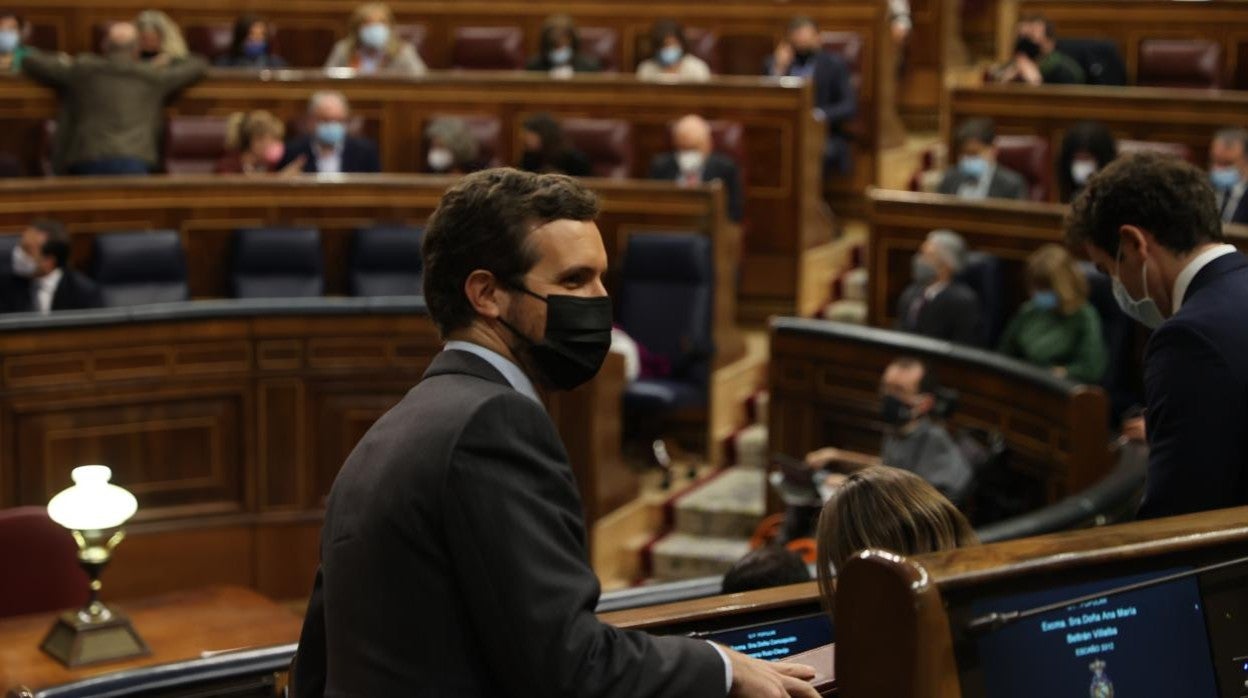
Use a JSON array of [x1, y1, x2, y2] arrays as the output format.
[[968, 567, 1218, 697], [697, 613, 834, 661]]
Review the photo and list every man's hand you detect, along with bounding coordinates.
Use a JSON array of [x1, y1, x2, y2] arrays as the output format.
[[1122, 416, 1147, 443], [278, 154, 308, 176], [805, 446, 842, 469], [726, 648, 819, 698], [1014, 54, 1043, 85], [772, 41, 794, 76]]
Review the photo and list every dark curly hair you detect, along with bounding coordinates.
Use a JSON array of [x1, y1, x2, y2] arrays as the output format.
[[1066, 151, 1222, 256], [421, 168, 600, 336]]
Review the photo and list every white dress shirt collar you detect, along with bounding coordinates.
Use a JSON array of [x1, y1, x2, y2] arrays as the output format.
[[33, 268, 62, 315], [1172, 244, 1238, 312], [315, 140, 345, 174], [443, 340, 541, 405]]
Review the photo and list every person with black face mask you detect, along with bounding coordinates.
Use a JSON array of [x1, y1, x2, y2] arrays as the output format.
[[993, 14, 1085, 85], [804, 357, 973, 509], [290, 168, 821, 698]]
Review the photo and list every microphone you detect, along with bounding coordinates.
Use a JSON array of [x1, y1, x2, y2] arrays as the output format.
[[964, 553, 1248, 637]]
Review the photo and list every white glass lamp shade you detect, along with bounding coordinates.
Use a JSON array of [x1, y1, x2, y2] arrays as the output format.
[[46, 465, 138, 531]]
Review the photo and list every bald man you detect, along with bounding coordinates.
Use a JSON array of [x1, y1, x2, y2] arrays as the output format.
[[278, 91, 381, 174], [649, 115, 744, 222], [21, 22, 206, 175]]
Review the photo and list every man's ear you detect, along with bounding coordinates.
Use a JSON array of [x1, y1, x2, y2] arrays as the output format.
[[1117, 225, 1150, 261], [914, 394, 936, 416], [463, 269, 505, 320]]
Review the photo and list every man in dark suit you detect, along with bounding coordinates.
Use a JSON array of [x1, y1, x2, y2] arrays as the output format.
[[278, 91, 381, 174], [1208, 127, 1248, 224], [650, 114, 744, 223], [895, 229, 984, 346], [291, 169, 818, 698], [0, 219, 101, 314], [1068, 152, 1248, 519], [765, 17, 857, 176], [937, 118, 1028, 201]]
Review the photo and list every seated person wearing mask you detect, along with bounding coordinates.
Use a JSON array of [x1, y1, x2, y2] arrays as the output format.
[[1057, 120, 1117, 204], [765, 17, 857, 176], [993, 13, 1085, 85], [0, 219, 101, 314], [215, 14, 288, 68], [526, 14, 601, 77], [518, 113, 591, 177], [999, 244, 1107, 384], [815, 465, 977, 602], [1209, 127, 1248, 225], [279, 91, 381, 174], [938, 119, 1027, 201], [134, 9, 189, 64], [649, 114, 744, 223], [216, 110, 305, 175], [21, 22, 207, 175], [424, 118, 481, 175], [721, 546, 812, 595], [324, 2, 426, 76], [636, 20, 711, 81], [0, 11, 28, 72], [805, 358, 974, 507], [895, 229, 983, 346]]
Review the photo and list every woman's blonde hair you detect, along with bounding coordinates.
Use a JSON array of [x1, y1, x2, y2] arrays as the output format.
[[135, 9, 188, 58], [815, 466, 978, 618], [346, 2, 400, 57], [225, 110, 285, 152], [1027, 243, 1089, 315]]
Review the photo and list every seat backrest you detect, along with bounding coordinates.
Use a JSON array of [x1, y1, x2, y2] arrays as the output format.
[[423, 113, 503, 170], [0, 506, 88, 619], [1137, 39, 1223, 89], [618, 233, 714, 387], [349, 226, 424, 297], [183, 23, 234, 61], [163, 115, 230, 175], [994, 134, 1051, 201], [450, 26, 525, 70], [231, 227, 324, 299], [561, 117, 633, 179], [0, 234, 17, 263], [954, 251, 1004, 346], [577, 26, 619, 72], [394, 23, 429, 64], [1118, 139, 1195, 164], [1055, 38, 1127, 86], [684, 27, 722, 74], [93, 230, 190, 307]]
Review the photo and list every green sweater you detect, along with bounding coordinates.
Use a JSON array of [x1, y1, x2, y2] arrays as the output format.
[[998, 302, 1107, 384]]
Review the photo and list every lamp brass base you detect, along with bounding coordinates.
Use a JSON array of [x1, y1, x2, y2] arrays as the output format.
[[40, 606, 149, 668]]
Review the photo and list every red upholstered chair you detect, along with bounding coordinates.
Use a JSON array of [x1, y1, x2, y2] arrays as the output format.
[[0, 506, 89, 619], [561, 117, 634, 179], [162, 115, 230, 175], [684, 28, 722, 74], [183, 23, 234, 61], [577, 26, 619, 72], [1137, 39, 1223, 89], [450, 26, 525, 70], [994, 134, 1051, 201], [1118, 139, 1195, 164], [40, 119, 57, 176], [422, 114, 503, 171], [394, 23, 429, 65]]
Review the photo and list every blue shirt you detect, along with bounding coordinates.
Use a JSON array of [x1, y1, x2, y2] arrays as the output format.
[[443, 340, 541, 405]]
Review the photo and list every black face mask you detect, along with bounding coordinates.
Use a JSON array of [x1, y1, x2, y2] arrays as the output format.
[[1014, 36, 1042, 60], [500, 286, 613, 391], [139, 49, 161, 60], [880, 395, 914, 426], [793, 48, 815, 63]]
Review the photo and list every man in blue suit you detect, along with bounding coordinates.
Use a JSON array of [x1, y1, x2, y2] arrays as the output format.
[[1067, 152, 1248, 519], [279, 91, 381, 175]]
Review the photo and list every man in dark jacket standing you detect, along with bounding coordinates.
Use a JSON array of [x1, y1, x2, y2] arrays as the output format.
[[22, 22, 206, 175], [291, 168, 817, 698]]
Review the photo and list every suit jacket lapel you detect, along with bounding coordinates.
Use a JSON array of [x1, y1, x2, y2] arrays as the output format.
[[1184, 252, 1248, 304], [422, 349, 513, 389]]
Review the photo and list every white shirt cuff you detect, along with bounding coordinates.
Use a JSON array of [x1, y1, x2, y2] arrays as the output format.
[[706, 641, 733, 694]]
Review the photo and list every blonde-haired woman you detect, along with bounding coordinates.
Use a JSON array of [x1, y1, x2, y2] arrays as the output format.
[[324, 2, 426, 76], [998, 243, 1108, 384], [135, 9, 188, 62], [815, 466, 977, 613], [215, 111, 305, 175]]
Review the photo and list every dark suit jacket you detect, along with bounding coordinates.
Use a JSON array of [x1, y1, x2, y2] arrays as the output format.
[[279, 134, 381, 174], [1222, 190, 1248, 225], [895, 281, 984, 347], [649, 152, 744, 223], [764, 52, 857, 135], [291, 349, 723, 698], [0, 268, 102, 314], [936, 164, 1029, 200], [526, 53, 602, 72], [1137, 251, 1248, 519]]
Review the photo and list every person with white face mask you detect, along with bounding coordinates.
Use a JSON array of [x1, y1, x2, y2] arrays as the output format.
[[894, 229, 984, 346], [937, 118, 1028, 201], [324, 2, 426, 76], [1208, 127, 1248, 224], [277, 91, 381, 174], [636, 19, 711, 82], [423, 117, 481, 175], [648, 114, 744, 222], [0, 11, 27, 73], [526, 14, 602, 76], [1067, 152, 1248, 520], [1058, 120, 1117, 203]]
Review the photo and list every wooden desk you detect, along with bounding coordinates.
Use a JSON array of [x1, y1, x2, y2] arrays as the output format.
[[0, 586, 300, 694], [0, 72, 837, 319]]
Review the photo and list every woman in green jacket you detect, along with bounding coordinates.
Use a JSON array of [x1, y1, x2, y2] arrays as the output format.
[[999, 243, 1108, 383]]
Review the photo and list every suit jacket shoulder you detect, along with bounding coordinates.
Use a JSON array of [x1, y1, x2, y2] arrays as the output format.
[[991, 165, 1029, 199], [936, 169, 964, 195]]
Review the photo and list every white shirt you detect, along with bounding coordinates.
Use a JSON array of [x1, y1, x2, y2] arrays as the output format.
[[33, 268, 62, 315], [1172, 244, 1238, 312], [956, 164, 996, 200], [315, 143, 344, 174], [440, 339, 733, 692], [1218, 181, 1247, 223]]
